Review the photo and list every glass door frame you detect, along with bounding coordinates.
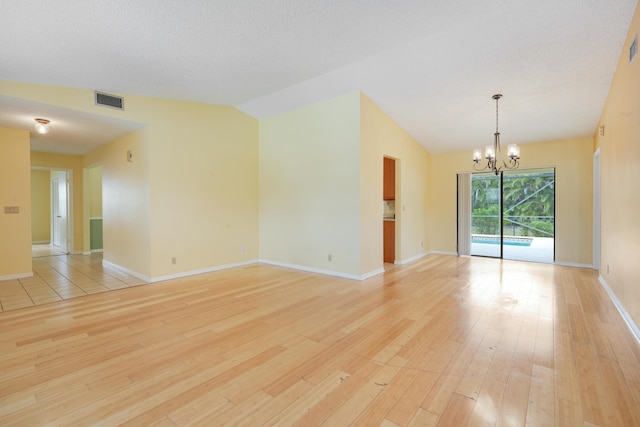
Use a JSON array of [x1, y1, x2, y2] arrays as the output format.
[[458, 167, 556, 263]]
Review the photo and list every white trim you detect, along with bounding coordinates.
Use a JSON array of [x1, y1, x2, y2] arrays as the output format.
[[259, 259, 384, 281], [428, 250, 458, 256], [91, 249, 103, 254], [361, 268, 386, 280], [554, 261, 593, 269], [0, 272, 33, 281], [599, 274, 640, 345], [151, 260, 259, 283], [31, 240, 51, 245], [102, 260, 151, 282], [103, 259, 262, 283], [395, 252, 428, 265]]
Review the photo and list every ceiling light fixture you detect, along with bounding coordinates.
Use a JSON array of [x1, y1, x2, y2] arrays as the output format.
[[473, 94, 519, 175], [34, 118, 50, 134]]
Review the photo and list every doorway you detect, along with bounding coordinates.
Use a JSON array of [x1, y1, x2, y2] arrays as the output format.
[[458, 168, 555, 263], [30, 167, 72, 257], [51, 172, 68, 252]]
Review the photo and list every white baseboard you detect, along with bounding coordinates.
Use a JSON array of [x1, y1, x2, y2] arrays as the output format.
[[395, 252, 428, 265], [599, 275, 640, 345], [554, 261, 593, 269], [0, 272, 33, 281], [103, 259, 262, 283], [259, 259, 384, 281], [150, 259, 259, 283], [360, 268, 385, 280], [32, 240, 50, 245], [102, 260, 151, 282], [427, 250, 458, 256]]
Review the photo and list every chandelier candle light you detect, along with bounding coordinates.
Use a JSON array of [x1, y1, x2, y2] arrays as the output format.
[[473, 94, 519, 174]]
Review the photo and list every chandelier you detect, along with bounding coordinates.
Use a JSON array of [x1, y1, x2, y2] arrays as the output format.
[[473, 94, 519, 174]]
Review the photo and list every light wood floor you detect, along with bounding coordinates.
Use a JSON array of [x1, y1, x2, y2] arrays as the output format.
[[1, 254, 640, 426]]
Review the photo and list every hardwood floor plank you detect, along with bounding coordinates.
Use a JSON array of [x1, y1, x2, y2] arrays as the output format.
[[1, 254, 640, 425], [525, 364, 555, 427]]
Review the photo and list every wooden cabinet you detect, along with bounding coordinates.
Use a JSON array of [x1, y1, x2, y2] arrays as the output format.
[[383, 220, 395, 263], [383, 157, 395, 200]]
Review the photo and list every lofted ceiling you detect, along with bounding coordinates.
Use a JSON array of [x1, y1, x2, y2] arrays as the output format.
[[0, 0, 637, 155]]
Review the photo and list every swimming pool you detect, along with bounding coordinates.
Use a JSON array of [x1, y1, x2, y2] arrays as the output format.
[[471, 235, 533, 247]]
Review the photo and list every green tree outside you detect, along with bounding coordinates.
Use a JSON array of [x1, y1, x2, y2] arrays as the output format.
[[471, 171, 554, 238]]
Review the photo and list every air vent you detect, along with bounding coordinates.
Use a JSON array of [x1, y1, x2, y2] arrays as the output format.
[[631, 34, 638, 64], [95, 91, 124, 110]]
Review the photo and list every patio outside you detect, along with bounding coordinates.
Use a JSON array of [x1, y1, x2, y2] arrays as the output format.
[[471, 236, 554, 263]]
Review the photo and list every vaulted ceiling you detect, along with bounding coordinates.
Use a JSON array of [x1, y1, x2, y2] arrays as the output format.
[[0, 0, 636, 155]]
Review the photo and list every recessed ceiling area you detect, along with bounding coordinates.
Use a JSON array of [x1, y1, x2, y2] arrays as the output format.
[[0, 0, 637, 154], [0, 95, 145, 155]]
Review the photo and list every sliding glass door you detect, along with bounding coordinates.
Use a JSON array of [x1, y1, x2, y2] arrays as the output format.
[[470, 172, 502, 258], [459, 168, 555, 263]]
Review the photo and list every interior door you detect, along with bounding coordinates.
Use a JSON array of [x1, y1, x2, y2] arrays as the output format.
[[51, 173, 68, 253]]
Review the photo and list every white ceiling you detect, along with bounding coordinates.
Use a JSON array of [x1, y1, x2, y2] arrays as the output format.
[[0, 0, 636, 155], [0, 95, 144, 155]]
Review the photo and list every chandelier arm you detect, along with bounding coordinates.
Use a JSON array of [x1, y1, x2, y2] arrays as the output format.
[[471, 94, 519, 174]]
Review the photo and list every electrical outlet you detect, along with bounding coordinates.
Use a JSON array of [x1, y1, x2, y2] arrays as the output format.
[[171, 257, 177, 265], [4, 206, 19, 214], [328, 254, 332, 262]]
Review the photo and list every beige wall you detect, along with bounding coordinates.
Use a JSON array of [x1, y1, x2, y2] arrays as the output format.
[[360, 93, 431, 272], [1, 80, 259, 280], [30, 169, 51, 242], [145, 99, 258, 278], [88, 166, 102, 218], [595, 2, 640, 325], [0, 127, 32, 278], [429, 137, 593, 266], [259, 92, 432, 277], [259, 92, 362, 276], [83, 129, 151, 275], [30, 151, 84, 252]]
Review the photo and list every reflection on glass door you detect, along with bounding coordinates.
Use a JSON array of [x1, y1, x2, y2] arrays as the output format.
[[502, 169, 555, 263], [470, 172, 502, 258]]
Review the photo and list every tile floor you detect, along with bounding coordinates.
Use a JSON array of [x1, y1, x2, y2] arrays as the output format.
[[0, 253, 146, 312]]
